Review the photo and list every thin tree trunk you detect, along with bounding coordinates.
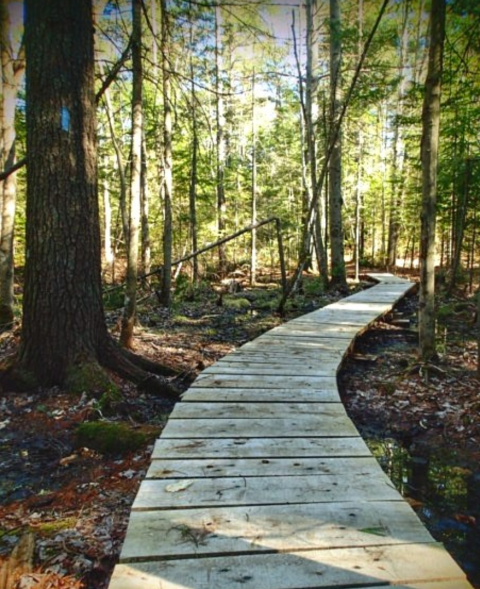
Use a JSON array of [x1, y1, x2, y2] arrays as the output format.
[[387, 0, 410, 269], [215, 4, 227, 274], [140, 133, 151, 279], [0, 4, 24, 329], [120, 0, 143, 348], [102, 155, 114, 269], [250, 70, 257, 286], [189, 19, 199, 283], [448, 156, 470, 294], [101, 83, 129, 244], [419, 0, 446, 364], [354, 0, 363, 283], [328, 0, 347, 291], [159, 0, 173, 306]]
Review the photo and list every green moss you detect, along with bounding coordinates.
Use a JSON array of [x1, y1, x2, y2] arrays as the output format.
[[34, 517, 78, 537], [76, 421, 160, 455], [65, 360, 113, 394], [224, 296, 251, 310]]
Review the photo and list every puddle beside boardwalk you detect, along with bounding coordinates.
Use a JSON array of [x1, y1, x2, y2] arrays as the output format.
[[367, 436, 480, 588]]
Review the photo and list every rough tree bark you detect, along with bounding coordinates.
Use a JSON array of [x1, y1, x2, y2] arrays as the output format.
[[419, 0, 446, 363], [1, 0, 179, 398]]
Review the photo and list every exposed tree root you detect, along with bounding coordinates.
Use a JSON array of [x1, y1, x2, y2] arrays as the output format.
[[99, 338, 181, 400], [0, 337, 182, 401], [121, 346, 178, 377]]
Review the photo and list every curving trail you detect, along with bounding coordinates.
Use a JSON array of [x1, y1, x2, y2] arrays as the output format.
[[108, 274, 473, 589]]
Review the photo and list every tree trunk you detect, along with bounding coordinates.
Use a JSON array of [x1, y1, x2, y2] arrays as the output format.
[[387, 0, 410, 269], [419, 0, 446, 363], [328, 0, 347, 291], [448, 156, 470, 294], [0, 3, 24, 329], [215, 4, 227, 274], [2, 0, 179, 399], [102, 155, 114, 270], [120, 0, 143, 348], [101, 81, 129, 245], [159, 0, 173, 306], [250, 70, 257, 286], [141, 134, 151, 279], [189, 19, 199, 283], [354, 0, 363, 283]]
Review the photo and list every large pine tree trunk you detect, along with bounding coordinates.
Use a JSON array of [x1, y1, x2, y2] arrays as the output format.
[[19, 0, 108, 385], [419, 0, 446, 363], [2, 0, 178, 398]]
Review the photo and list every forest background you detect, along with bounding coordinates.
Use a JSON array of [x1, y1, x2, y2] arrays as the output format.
[[0, 0, 479, 374], [1, 1, 480, 587]]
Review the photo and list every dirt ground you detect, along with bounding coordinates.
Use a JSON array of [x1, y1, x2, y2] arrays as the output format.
[[1, 274, 479, 589]]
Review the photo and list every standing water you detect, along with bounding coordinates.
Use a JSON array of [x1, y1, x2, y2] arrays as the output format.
[[367, 437, 480, 588]]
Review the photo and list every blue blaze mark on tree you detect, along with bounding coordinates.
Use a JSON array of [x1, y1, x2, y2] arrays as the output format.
[[61, 107, 70, 132]]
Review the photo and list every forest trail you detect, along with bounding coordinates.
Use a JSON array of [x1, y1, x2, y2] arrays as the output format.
[[107, 274, 473, 589]]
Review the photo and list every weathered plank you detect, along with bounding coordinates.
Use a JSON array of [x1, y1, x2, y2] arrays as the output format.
[[181, 387, 340, 403], [109, 543, 466, 589], [288, 312, 380, 326], [170, 401, 343, 420], [161, 413, 359, 438], [146, 456, 391, 479], [239, 337, 351, 351], [326, 300, 394, 313], [120, 500, 433, 560], [216, 349, 344, 362], [360, 584, 473, 589], [132, 471, 401, 510], [191, 373, 338, 389], [200, 362, 338, 377], [150, 436, 372, 460], [269, 322, 362, 335]]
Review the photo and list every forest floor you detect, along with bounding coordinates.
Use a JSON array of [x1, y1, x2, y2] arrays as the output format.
[[0, 270, 479, 589]]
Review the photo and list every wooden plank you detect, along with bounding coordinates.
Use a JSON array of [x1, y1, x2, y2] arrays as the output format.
[[367, 272, 411, 284], [200, 362, 338, 377], [120, 500, 433, 560], [181, 387, 341, 403], [240, 337, 351, 351], [261, 327, 357, 340], [270, 322, 362, 335], [109, 543, 467, 589], [151, 436, 372, 459], [160, 414, 359, 438], [288, 312, 380, 326], [360, 583, 473, 589], [326, 301, 393, 313], [146, 456, 389, 479], [132, 471, 402, 510], [191, 374, 338, 389], [220, 350, 344, 362], [170, 401, 343, 420]]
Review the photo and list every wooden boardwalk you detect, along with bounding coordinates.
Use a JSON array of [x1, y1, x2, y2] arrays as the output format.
[[109, 274, 473, 589]]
